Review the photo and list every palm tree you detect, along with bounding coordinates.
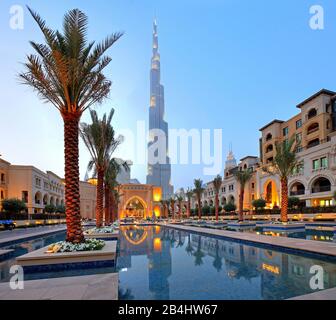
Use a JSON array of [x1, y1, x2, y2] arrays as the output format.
[[263, 136, 301, 223], [194, 236, 205, 266], [177, 196, 184, 218], [185, 188, 194, 218], [19, 8, 122, 243], [170, 197, 176, 220], [80, 109, 123, 227], [234, 169, 253, 222], [185, 234, 194, 256], [104, 159, 129, 224], [213, 240, 223, 272], [160, 200, 169, 219], [212, 175, 223, 222], [194, 179, 205, 220]]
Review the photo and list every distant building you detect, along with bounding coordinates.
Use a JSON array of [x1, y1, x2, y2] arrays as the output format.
[[191, 89, 336, 211], [259, 89, 336, 208], [146, 20, 174, 200], [0, 158, 64, 214]]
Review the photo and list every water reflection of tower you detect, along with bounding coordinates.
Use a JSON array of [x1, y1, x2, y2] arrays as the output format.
[[148, 227, 172, 300]]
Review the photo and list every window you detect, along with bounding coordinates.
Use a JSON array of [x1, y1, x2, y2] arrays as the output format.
[[251, 183, 255, 189], [292, 265, 304, 276], [296, 119, 302, 129], [266, 157, 274, 163], [251, 194, 255, 201], [307, 123, 319, 135], [0, 190, 4, 200], [307, 138, 320, 149], [283, 127, 289, 137], [307, 108, 317, 120], [266, 133, 273, 141], [265, 144, 273, 153], [313, 159, 320, 170], [296, 133, 302, 144], [313, 157, 328, 170], [321, 157, 328, 169], [0, 173, 5, 183], [22, 191, 28, 203], [296, 146, 303, 153]]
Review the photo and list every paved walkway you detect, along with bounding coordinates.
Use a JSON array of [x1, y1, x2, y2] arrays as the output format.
[[0, 225, 66, 246], [161, 224, 336, 257], [0, 273, 118, 300], [289, 287, 336, 300]]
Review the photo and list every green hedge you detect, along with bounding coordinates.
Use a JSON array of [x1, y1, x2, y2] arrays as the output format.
[[253, 206, 336, 215]]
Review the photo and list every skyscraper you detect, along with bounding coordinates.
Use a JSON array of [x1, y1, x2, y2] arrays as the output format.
[[147, 20, 174, 200]]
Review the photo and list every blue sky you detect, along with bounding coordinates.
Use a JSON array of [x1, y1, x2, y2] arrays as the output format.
[[1, 0, 336, 190]]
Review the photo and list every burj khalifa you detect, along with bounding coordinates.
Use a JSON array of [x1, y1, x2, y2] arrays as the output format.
[[146, 20, 174, 200]]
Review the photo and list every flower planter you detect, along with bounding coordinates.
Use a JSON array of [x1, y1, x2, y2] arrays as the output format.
[[84, 230, 119, 240], [16, 241, 117, 273], [84, 227, 119, 240], [261, 223, 306, 231], [228, 221, 256, 228]]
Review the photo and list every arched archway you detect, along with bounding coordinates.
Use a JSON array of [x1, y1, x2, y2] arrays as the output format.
[[43, 194, 49, 206], [311, 177, 331, 193], [263, 180, 279, 208], [228, 195, 235, 204], [35, 192, 42, 205], [123, 196, 147, 219], [122, 226, 148, 246], [221, 196, 227, 205], [289, 181, 306, 196]]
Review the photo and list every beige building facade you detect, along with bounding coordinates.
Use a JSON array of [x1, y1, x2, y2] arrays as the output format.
[[189, 89, 336, 212], [0, 158, 65, 214]]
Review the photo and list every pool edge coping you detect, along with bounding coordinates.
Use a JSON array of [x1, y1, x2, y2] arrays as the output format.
[[159, 223, 336, 261]]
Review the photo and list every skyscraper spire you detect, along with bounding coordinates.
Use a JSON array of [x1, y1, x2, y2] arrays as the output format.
[[147, 20, 173, 200]]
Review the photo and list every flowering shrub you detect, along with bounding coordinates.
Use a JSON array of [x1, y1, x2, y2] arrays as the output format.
[[84, 226, 115, 235], [47, 239, 105, 253]]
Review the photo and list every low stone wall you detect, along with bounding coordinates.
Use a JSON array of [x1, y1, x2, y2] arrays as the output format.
[[188, 213, 336, 221], [13, 219, 66, 228]]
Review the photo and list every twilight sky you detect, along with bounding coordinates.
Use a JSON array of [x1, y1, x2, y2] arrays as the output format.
[[1, 0, 336, 190]]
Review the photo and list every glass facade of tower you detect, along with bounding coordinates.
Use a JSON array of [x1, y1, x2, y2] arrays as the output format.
[[146, 20, 174, 200]]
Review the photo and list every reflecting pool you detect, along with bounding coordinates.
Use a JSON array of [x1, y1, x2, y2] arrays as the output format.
[[117, 226, 336, 300]]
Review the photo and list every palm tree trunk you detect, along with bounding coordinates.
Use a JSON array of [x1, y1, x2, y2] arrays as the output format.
[[63, 116, 84, 243], [198, 198, 201, 220], [215, 193, 219, 222], [281, 177, 289, 223], [239, 189, 245, 222], [109, 192, 114, 222], [104, 185, 110, 225], [171, 203, 175, 219], [96, 168, 104, 228], [187, 200, 191, 218]]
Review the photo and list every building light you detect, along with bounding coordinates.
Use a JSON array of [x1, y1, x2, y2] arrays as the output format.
[[262, 263, 280, 275], [153, 187, 162, 202], [154, 238, 162, 252]]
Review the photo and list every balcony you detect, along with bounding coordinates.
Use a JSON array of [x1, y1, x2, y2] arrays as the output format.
[[290, 190, 305, 196], [312, 186, 331, 194]]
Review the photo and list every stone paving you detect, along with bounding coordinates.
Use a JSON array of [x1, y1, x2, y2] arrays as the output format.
[[0, 273, 118, 300], [161, 223, 336, 257], [289, 287, 336, 300]]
